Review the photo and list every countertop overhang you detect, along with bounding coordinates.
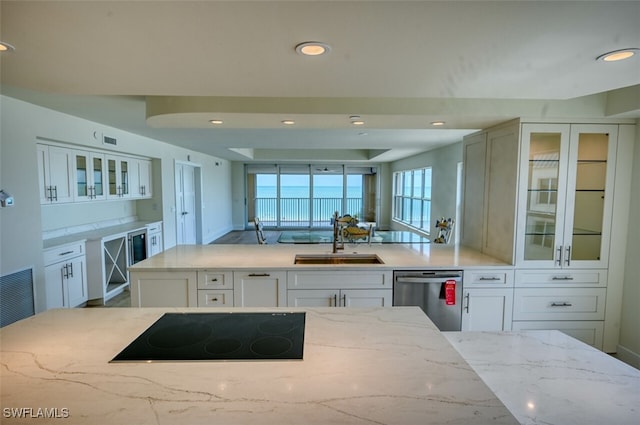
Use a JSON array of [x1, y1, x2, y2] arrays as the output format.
[[0, 307, 518, 425]]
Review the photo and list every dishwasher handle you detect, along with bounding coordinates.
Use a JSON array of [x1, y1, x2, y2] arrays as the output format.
[[394, 271, 463, 283]]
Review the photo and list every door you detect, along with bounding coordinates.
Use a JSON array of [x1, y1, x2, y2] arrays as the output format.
[[176, 163, 197, 244], [66, 257, 87, 307], [461, 289, 513, 331]]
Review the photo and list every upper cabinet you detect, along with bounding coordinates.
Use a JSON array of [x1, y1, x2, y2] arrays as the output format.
[[37, 144, 75, 204], [38, 142, 153, 204], [74, 151, 106, 201], [516, 124, 618, 269]]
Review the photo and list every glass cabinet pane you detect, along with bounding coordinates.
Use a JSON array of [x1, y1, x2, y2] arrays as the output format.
[[120, 161, 129, 195], [570, 133, 608, 261], [523, 132, 562, 260], [108, 159, 117, 195], [76, 156, 87, 196], [93, 157, 104, 196]]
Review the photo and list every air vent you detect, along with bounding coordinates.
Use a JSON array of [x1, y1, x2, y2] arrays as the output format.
[[103, 136, 117, 146]]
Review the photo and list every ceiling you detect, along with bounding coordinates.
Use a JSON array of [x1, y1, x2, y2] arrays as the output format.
[[1, 1, 639, 163]]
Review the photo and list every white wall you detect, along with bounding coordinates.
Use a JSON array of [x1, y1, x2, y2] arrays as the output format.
[[618, 119, 640, 367], [0, 95, 233, 312], [389, 142, 463, 237]]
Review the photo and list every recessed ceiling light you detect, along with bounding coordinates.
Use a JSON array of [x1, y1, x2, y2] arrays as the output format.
[[351, 120, 365, 126], [282, 120, 295, 125], [209, 119, 223, 125], [596, 48, 639, 62], [431, 121, 446, 126], [0, 42, 15, 52], [295, 42, 331, 56]]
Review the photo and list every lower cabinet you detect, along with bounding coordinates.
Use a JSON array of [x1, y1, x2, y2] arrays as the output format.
[[130, 271, 197, 307], [233, 271, 287, 307], [287, 289, 391, 307], [461, 269, 514, 331], [44, 241, 88, 309], [287, 270, 392, 308], [461, 288, 513, 331], [512, 320, 604, 349], [197, 270, 233, 307]]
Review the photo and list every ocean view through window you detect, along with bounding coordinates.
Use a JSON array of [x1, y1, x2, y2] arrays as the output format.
[[246, 165, 378, 228], [393, 167, 432, 232]]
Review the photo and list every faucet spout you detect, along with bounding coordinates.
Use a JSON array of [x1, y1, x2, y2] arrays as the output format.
[[332, 211, 344, 254]]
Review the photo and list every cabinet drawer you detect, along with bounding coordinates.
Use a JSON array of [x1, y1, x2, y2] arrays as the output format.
[[146, 222, 162, 233], [512, 321, 604, 349], [513, 288, 606, 321], [464, 269, 514, 287], [515, 269, 607, 287], [198, 290, 234, 307], [44, 241, 85, 265], [197, 271, 233, 289], [287, 270, 392, 289]]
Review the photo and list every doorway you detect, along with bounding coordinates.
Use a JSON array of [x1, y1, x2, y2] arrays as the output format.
[[175, 162, 202, 244]]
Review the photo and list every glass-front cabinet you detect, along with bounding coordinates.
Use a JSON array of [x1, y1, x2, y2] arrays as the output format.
[[516, 124, 618, 268], [106, 155, 131, 199], [75, 151, 106, 201]]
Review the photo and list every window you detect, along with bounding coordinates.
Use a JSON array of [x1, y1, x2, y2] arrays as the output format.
[[393, 167, 432, 232]]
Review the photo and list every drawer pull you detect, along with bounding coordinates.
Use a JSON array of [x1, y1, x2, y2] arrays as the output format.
[[552, 276, 574, 281], [211, 297, 218, 302], [59, 251, 74, 256], [248, 273, 270, 277], [479, 277, 501, 281], [210, 278, 218, 282], [550, 302, 573, 307]]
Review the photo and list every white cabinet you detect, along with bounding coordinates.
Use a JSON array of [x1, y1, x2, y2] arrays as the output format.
[[287, 270, 392, 308], [461, 121, 519, 263], [234, 271, 287, 307], [197, 270, 233, 307], [516, 124, 618, 269], [86, 233, 130, 304], [130, 271, 197, 307], [287, 289, 391, 307], [513, 287, 607, 321], [461, 269, 514, 331], [106, 155, 132, 199], [37, 144, 75, 204], [512, 321, 604, 348], [74, 150, 106, 201], [146, 221, 163, 257], [43, 241, 88, 309], [129, 158, 152, 198]]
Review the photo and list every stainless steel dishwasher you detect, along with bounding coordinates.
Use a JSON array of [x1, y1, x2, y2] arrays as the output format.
[[393, 270, 463, 331]]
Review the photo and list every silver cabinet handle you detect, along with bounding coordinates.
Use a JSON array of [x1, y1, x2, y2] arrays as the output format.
[[342, 293, 347, 307], [479, 277, 500, 281], [248, 273, 270, 277], [464, 293, 470, 313], [210, 278, 218, 282], [565, 246, 571, 267], [550, 302, 573, 307], [68, 262, 73, 278], [552, 276, 574, 281], [62, 264, 69, 279], [556, 246, 563, 267], [333, 294, 337, 307], [59, 251, 74, 256]]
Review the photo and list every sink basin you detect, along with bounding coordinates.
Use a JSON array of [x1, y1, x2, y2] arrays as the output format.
[[294, 254, 384, 265]]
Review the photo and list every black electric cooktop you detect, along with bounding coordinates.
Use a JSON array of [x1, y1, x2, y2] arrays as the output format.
[[111, 312, 306, 362]]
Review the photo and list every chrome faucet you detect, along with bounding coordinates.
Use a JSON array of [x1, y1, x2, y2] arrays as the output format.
[[332, 211, 344, 253]]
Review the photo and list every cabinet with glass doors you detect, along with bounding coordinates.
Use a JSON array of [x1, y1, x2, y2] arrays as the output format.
[[516, 124, 618, 269]]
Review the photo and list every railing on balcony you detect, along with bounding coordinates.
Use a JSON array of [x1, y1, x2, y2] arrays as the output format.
[[255, 197, 363, 228]]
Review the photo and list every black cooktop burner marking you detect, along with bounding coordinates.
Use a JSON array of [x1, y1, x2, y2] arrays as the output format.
[[250, 336, 293, 357], [147, 323, 212, 349], [204, 338, 243, 355]]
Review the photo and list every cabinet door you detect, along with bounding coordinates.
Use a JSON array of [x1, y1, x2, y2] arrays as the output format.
[[562, 125, 617, 268], [461, 132, 487, 250], [342, 289, 392, 307], [38, 145, 74, 204], [106, 156, 131, 199], [234, 271, 287, 307], [517, 124, 571, 267], [461, 288, 513, 331], [130, 271, 197, 307], [66, 257, 88, 307], [137, 159, 152, 198], [147, 231, 163, 257], [44, 263, 65, 309], [74, 151, 106, 201], [287, 289, 337, 307]]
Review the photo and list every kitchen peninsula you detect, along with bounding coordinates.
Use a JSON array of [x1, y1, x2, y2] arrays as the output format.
[[0, 307, 518, 425]]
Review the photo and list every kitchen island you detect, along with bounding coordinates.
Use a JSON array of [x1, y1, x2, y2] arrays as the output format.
[[0, 307, 518, 425]]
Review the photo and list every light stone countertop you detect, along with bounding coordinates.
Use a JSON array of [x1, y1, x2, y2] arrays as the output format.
[[130, 243, 511, 271], [0, 307, 519, 425], [444, 331, 640, 425]]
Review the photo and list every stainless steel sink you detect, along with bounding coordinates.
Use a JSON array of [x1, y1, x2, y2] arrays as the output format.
[[294, 254, 384, 265]]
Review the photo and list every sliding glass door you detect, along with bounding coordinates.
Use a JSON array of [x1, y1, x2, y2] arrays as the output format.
[[246, 164, 377, 229]]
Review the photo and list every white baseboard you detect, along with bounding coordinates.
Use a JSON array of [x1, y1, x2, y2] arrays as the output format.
[[203, 225, 235, 244], [616, 344, 640, 370]]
